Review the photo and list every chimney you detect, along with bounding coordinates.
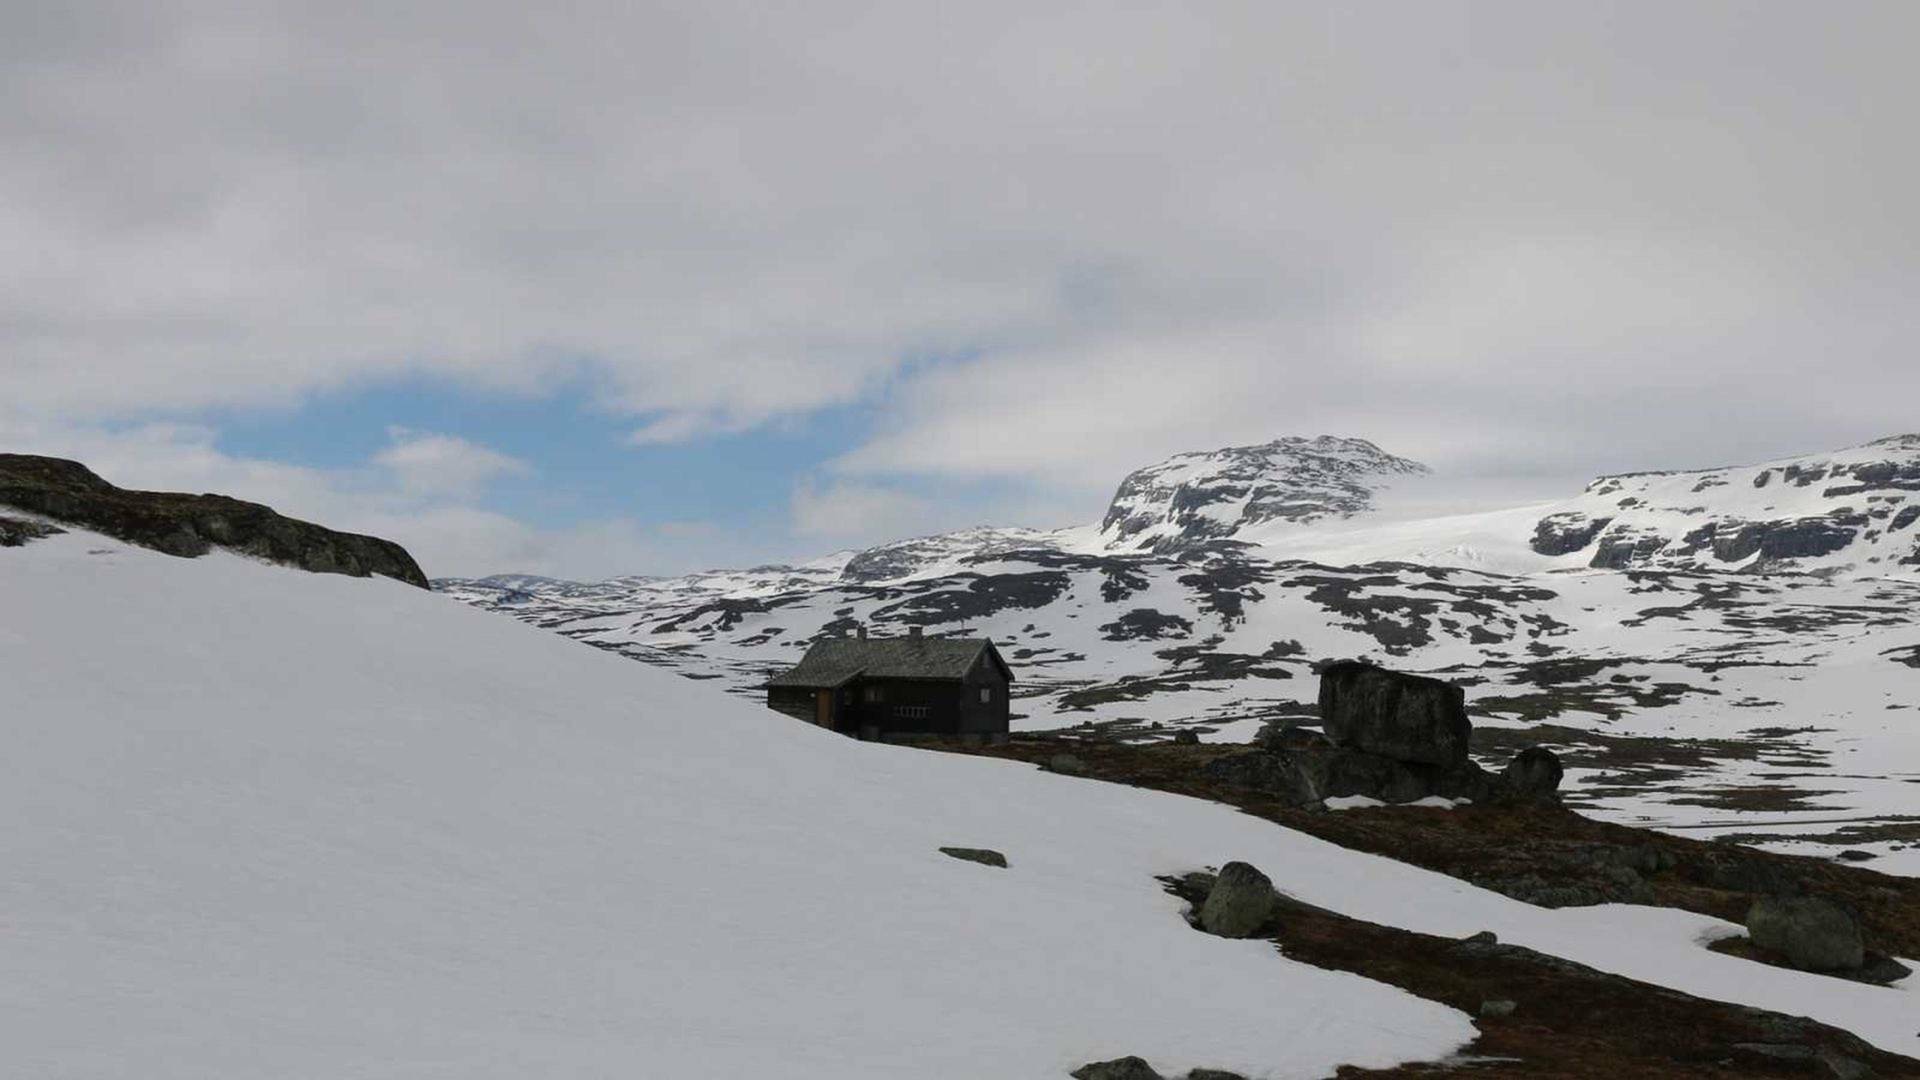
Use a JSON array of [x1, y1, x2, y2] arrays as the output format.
[[856, 626, 868, 640], [909, 626, 923, 639]]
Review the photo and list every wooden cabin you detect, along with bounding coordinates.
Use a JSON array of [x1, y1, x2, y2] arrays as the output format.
[[765, 627, 1012, 742]]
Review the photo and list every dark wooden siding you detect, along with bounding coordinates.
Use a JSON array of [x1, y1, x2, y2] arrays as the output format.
[[766, 660, 1009, 741]]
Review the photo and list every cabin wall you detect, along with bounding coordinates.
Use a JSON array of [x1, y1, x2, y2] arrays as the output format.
[[957, 655, 1011, 736], [845, 677, 964, 736], [765, 686, 819, 724]]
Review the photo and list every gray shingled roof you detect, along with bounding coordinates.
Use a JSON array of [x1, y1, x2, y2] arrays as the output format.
[[766, 635, 1011, 688]]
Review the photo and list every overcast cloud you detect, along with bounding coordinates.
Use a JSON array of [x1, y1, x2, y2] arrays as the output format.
[[3, 1, 1916, 574]]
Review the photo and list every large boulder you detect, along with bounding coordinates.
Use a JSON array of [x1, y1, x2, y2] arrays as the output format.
[[1070, 1057, 1164, 1080], [1318, 661, 1471, 767], [1746, 895, 1865, 972], [1198, 861, 1279, 938], [1501, 746, 1564, 800]]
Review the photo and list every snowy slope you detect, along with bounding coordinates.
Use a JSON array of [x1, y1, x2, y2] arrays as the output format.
[[9, 525, 1920, 1074], [2, 528, 1473, 1078]]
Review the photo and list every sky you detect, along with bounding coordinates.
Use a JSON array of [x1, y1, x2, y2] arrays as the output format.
[[3, 1, 1917, 579]]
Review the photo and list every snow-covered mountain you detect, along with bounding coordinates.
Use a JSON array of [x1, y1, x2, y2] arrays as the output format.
[[439, 434, 1920, 869], [1096, 435, 1430, 552], [1528, 433, 1920, 575]]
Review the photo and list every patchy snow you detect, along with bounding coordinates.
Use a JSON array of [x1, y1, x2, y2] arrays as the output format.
[[5, 529, 1917, 1072]]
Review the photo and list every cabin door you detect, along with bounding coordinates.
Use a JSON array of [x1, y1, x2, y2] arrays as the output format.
[[814, 689, 833, 728]]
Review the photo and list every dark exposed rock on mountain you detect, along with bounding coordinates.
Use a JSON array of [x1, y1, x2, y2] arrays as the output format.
[[1529, 434, 1920, 572], [1530, 512, 1613, 556], [1098, 435, 1428, 553], [1746, 896, 1865, 973], [0, 455, 428, 588], [841, 526, 1056, 583], [1318, 660, 1470, 768]]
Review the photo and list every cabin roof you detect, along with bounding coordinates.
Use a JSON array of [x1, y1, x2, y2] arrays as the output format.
[[766, 635, 1012, 689]]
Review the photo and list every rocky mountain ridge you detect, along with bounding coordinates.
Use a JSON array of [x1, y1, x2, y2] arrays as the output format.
[[0, 453, 428, 587], [1529, 433, 1920, 575], [1095, 435, 1430, 553]]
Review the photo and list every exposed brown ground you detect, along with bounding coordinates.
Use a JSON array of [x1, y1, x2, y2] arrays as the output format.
[[935, 735, 1920, 1078], [1160, 874, 1916, 1079]]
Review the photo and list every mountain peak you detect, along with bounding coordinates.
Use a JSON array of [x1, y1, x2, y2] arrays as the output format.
[[1098, 435, 1428, 553]]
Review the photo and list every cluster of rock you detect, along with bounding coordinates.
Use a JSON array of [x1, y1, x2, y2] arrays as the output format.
[[1200, 661, 1562, 808], [1070, 1056, 1247, 1080], [0, 513, 64, 547], [0, 454, 428, 588]]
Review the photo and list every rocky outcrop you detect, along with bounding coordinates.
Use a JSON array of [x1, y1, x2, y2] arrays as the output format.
[[0, 513, 64, 547], [1197, 861, 1279, 938], [1069, 1058, 1164, 1080], [1530, 512, 1612, 556], [0, 455, 428, 588], [1205, 665, 1560, 810], [1318, 661, 1470, 767]]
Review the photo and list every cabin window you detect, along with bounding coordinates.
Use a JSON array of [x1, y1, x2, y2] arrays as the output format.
[[864, 685, 885, 703], [892, 705, 931, 721], [978, 687, 991, 704]]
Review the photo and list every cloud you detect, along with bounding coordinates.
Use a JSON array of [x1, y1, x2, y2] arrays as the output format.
[[0, 417, 740, 579], [3, 1, 1917, 539], [789, 479, 933, 544], [373, 427, 530, 499]]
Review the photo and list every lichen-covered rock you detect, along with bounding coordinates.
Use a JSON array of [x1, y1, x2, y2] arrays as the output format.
[[0, 514, 64, 547], [1501, 746, 1564, 800], [937, 846, 1007, 868], [1198, 861, 1279, 938], [1746, 895, 1865, 972], [0, 455, 427, 587], [1046, 753, 1087, 776], [1318, 661, 1470, 767]]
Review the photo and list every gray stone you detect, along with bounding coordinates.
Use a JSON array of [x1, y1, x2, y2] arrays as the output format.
[[1199, 861, 1279, 938], [1184, 1071, 1250, 1080], [1747, 895, 1865, 972], [1501, 746, 1564, 800], [1171, 729, 1200, 745], [938, 846, 1007, 868], [1047, 754, 1087, 776], [1478, 999, 1517, 1018], [1070, 1056, 1165, 1080], [1460, 930, 1498, 945], [1317, 661, 1471, 767], [1857, 952, 1912, 985]]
